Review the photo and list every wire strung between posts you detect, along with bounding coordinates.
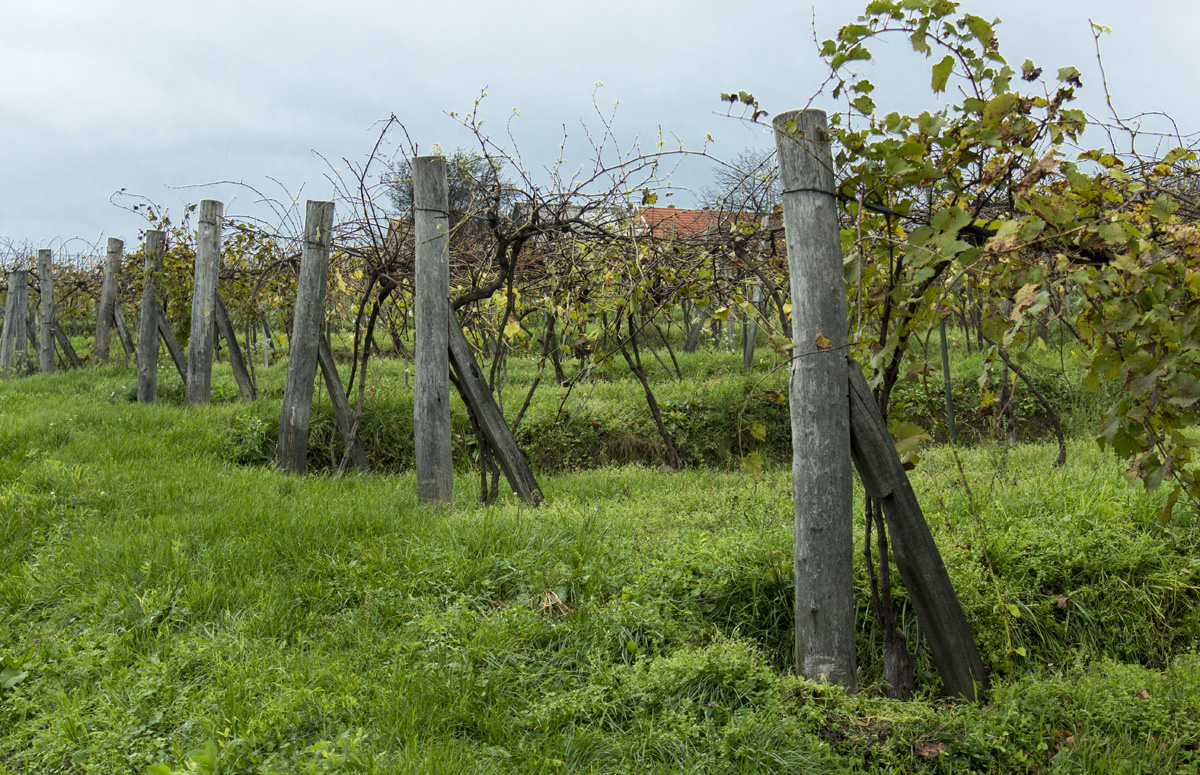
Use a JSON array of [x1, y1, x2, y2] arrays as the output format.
[[781, 187, 835, 198]]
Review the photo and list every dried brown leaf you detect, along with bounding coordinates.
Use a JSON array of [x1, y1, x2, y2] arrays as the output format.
[[916, 742, 946, 758]]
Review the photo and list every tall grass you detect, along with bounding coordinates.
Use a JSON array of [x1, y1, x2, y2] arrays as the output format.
[[1, 352, 1197, 773]]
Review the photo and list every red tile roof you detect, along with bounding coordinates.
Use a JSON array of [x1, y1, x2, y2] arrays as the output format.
[[636, 207, 721, 238], [634, 206, 779, 239]]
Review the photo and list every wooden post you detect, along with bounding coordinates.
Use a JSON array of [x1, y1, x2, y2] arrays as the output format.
[[939, 317, 956, 442], [1, 271, 30, 373], [277, 200, 334, 474], [53, 321, 82, 368], [412, 156, 453, 503], [187, 199, 222, 405], [95, 237, 122, 362], [37, 250, 54, 374], [847, 361, 988, 699], [261, 318, 274, 367], [316, 336, 370, 471], [743, 213, 770, 373], [137, 230, 165, 402], [448, 314, 544, 505], [26, 313, 39, 354], [726, 272, 738, 353], [683, 314, 705, 354], [743, 283, 762, 372], [775, 109, 856, 691], [112, 305, 136, 358], [214, 291, 256, 402], [157, 308, 187, 386]]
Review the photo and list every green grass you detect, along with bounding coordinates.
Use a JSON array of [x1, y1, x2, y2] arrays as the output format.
[[1, 351, 1198, 773]]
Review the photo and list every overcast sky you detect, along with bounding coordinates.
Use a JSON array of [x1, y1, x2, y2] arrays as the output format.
[[3, 0, 1197, 254]]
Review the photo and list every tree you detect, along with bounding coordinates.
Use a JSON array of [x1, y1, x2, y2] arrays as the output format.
[[700, 146, 779, 214], [383, 148, 517, 220]]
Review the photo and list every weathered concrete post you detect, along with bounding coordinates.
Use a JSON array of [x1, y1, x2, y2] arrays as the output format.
[[775, 109, 856, 691], [37, 250, 55, 374], [1, 271, 30, 373], [412, 156, 453, 503], [277, 200, 334, 474], [94, 238, 122, 362], [137, 230, 166, 402], [186, 200, 223, 404]]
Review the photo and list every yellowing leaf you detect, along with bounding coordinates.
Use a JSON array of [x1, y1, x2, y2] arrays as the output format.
[[982, 93, 1017, 129], [931, 55, 955, 93], [890, 421, 930, 455], [1012, 283, 1039, 319]]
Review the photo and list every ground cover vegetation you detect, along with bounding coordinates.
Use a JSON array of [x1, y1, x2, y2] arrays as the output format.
[[1, 354, 1198, 773], [3, 0, 1200, 770]]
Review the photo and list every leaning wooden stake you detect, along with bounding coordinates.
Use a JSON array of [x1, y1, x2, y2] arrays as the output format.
[[113, 305, 136, 358], [26, 317, 39, 354], [847, 361, 988, 700], [137, 230, 165, 402], [37, 250, 55, 374], [94, 237, 122, 362], [775, 109, 857, 690], [52, 321, 82, 369], [448, 314, 544, 505], [187, 199, 222, 404], [316, 335, 370, 471], [156, 308, 187, 386], [1, 271, 30, 373], [277, 200, 334, 474], [412, 156, 454, 503], [214, 291, 256, 402]]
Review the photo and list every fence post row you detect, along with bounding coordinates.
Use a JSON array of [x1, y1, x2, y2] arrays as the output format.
[[37, 250, 55, 374], [774, 109, 858, 692], [277, 200, 335, 475], [137, 230, 166, 403], [187, 199, 223, 405], [412, 156, 454, 504]]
